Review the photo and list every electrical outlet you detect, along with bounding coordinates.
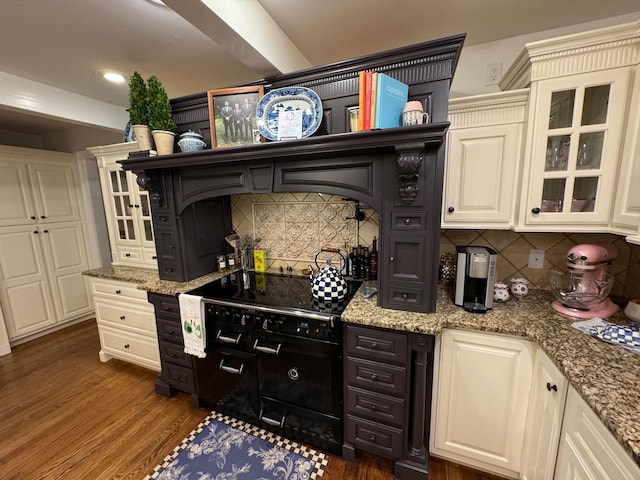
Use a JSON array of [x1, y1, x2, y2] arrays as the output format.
[[486, 62, 503, 86], [528, 249, 545, 269]]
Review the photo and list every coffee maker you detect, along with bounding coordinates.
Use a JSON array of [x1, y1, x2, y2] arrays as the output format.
[[454, 246, 497, 313]]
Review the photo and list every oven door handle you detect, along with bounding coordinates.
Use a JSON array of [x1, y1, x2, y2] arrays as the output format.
[[216, 330, 242, 345], [219, 358, 244, 375], [253, 339, 282, 355], [259, 409, 286, 428]]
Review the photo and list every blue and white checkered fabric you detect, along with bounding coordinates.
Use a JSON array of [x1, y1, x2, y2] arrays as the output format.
[[591, 324, 640, 347]]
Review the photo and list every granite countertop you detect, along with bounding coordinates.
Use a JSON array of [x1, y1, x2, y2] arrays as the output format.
[[83, 266, 640, 466], [343, 283, 640, 468]]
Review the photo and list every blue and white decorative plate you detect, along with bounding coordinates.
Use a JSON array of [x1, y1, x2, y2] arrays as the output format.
[[256, 86, 323, 141]]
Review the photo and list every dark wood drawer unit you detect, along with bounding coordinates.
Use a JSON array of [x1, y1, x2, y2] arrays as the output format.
[[343, 323, 436, 480], [148, 292, 195, 398]]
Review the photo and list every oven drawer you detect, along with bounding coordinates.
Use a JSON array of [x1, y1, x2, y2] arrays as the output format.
[[159, 340, 193, 369], [345, 414, 403, 459], [346, 386, 405, 428], [345, 325, 407, 364], [157, 317, 184, 345], [164, 363, 196, 393], [345, 356, 406, 397]]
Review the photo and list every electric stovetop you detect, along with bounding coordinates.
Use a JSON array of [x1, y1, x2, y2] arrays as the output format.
[[188, 271, 362, 316]]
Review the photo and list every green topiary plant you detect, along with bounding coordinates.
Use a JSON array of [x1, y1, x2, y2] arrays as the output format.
[[128, 71, 148, 125], [146, 75, 176, 132]]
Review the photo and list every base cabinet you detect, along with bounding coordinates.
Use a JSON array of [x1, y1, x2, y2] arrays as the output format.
[[430, 328, 534, 479], [148, 292, 195, 398], [521, 350, 568, 480], [90, 277, 159, 371], [343, 324, 435, 480], [554, 386, 640, 480]]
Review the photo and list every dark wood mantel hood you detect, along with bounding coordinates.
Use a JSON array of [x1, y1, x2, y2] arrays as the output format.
[[119, 34, 465, 314]]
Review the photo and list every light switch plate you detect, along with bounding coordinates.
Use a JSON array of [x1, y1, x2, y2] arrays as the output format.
[[528, 249, 545, 269]]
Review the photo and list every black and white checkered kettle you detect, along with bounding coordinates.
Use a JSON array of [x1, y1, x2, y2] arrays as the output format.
[[309, 248, 348, 301]]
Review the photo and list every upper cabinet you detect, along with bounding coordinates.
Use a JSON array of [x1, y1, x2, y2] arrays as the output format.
[[88, 143, 157, 268], [443, 90, 528, 229], [500, 20, 640, 233]]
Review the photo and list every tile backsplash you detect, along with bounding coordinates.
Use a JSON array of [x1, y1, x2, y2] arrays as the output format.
[[230, 194, 640, 300]]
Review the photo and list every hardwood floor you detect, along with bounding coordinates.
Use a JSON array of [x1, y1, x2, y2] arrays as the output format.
[[0, 321, 505, 480]]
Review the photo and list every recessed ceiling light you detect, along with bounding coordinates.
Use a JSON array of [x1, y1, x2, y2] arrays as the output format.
[[95, 69, 126, 84]]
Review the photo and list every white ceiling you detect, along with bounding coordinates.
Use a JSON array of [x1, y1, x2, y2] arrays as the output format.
[[1, 0, 639, 144]]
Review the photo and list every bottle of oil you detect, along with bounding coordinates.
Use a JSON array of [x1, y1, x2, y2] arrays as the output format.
[[370, 236, 378, 280]]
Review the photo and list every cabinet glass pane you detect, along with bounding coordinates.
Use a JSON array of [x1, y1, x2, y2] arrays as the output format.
[[571, 177, 598, 212], [110, 171, 120, 193], [113, 197, 123, 216], [119, 171, 129, 192], [576, 132, 604, 169], [117, 219, 126, 239], [144, 220, 154, 242], [581, 85, 610, 126], [123, 195, 132, 216], [541, 178, 566, 212], [549, 90, 575, 129], [545, 136, 571, 171], [126, 219, 136, 240], [140, 195, 150, 217]]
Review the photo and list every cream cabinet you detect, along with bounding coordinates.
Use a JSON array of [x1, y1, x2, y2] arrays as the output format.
[[430, 329, 534, 479], [0, 146, 92, 342], [554, 386, 640, 480], [90, 277, 160, 371], [500, 21, 640, 233], [521, 349, 568, 480], [443, 90, 528, 229], [88, 143, 157, 268]]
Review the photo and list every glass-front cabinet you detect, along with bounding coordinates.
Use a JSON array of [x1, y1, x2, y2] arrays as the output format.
[[89, 143, 157, 268], [521, 69, 631, 228]]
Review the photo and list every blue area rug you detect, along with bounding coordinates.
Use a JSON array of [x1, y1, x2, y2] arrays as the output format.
[[145, 411, 327, 480]]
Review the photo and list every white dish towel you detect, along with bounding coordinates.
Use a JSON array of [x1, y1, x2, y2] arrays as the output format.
[[178, 293, 206, 358]]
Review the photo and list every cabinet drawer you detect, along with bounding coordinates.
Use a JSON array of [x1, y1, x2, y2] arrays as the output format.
[[391, 211, 426, 229], [149, 294, 180, 317], [346, 386, 405, 428], [157, 317, 184, 345], [383, 283, 424, 312], [345, 325, 407, 364], [164, 363, 196, 393], [99, 326, 160, 367], [345, 414, 403, 459], [118, 247, 143, 263], [346, 356, 406, 397], [159, 341, 193, 368], [91, 278, 148, 302], [95, 300, 156, 334]]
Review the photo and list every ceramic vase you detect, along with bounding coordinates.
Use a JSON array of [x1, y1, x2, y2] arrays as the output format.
[[510, 278, 529, 297], [493, 282, 510, 302], [151, 130, 176, 155], [132, 124, 154, 151]]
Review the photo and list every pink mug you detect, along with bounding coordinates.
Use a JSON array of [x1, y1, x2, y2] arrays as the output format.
[[402, 101, 428, 126]]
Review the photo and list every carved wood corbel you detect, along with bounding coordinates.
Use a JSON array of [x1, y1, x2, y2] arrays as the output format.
[[395, 143, 424, 203], [134, 170, 164, 208]]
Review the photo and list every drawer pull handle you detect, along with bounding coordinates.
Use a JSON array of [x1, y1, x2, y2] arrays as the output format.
[[370, 434, 376, 441], [217, 330, 242, 345], [167, 329, 175, 334], [405, 218, 411, 225], [219, 359, 244, 375], [370, 404, 377, 411], [370, 342, 378, 350], [253, 339, 282, 355], [370, 373, 378, 381], [403, 293, 408, 299], [124, 344, 130, 349], [546, 382, 558, 392], [120, 315, 125, 320], [115, 290, 121, 294], [259, 410, 286, 428]]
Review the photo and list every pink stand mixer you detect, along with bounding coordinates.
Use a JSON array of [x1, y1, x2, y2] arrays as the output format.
[[550, 243, 619, 319]]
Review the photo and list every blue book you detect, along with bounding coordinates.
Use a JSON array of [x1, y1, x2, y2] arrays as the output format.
[[374, 73, 409, 129]]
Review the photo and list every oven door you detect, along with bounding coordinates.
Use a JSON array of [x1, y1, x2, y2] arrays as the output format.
[[254, 330, 342, 416], [193, 346, 259, 422]]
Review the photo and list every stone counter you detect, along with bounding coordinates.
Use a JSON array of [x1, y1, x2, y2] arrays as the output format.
[[343, 283, 640, 468]]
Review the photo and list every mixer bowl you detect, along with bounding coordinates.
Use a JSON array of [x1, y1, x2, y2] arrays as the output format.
[[550, 268, 615, 310]]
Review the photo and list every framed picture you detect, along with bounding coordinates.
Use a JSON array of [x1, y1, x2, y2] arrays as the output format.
[[207, 86, 265, 148]]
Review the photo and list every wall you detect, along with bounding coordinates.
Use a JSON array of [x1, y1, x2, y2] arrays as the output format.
[[230, 194, 640, 301]]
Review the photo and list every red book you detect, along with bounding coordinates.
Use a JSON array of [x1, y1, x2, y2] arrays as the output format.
[[357, 71, 366, 132], [363, 71, 373, 131]]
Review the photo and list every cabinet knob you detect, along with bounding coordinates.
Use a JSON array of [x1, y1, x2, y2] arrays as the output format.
[[370, 373, 378, 381], [40, 215, 46, 219], [405, 218, 411, 225], [390, 257, 394, 262], [115, 290, 121, 294], [170, 353, 176, 358], [33, 230, 39, 234], [124, 344, 130, 349], [370, 434, 376, 441], [546, 382, 558, 392], [152, 255, 158, 260], [164, 306, 171, 311], [370, 404, 377, 411], [125, 253, 131, 257], [532, 207, 541, 214], [120, 315, 125, 320], [160, 216, 168, 222], [43, 230, 48, 233], [168, 329, 175, 334], [128, 204, 133, 209], [30, 216, 36, 220], [134, 204, 140, 208], [370, 342, 378, 350], [403, 293, 408, 299], [169, 244, 175, 249], [448, 206, 455, 213]]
